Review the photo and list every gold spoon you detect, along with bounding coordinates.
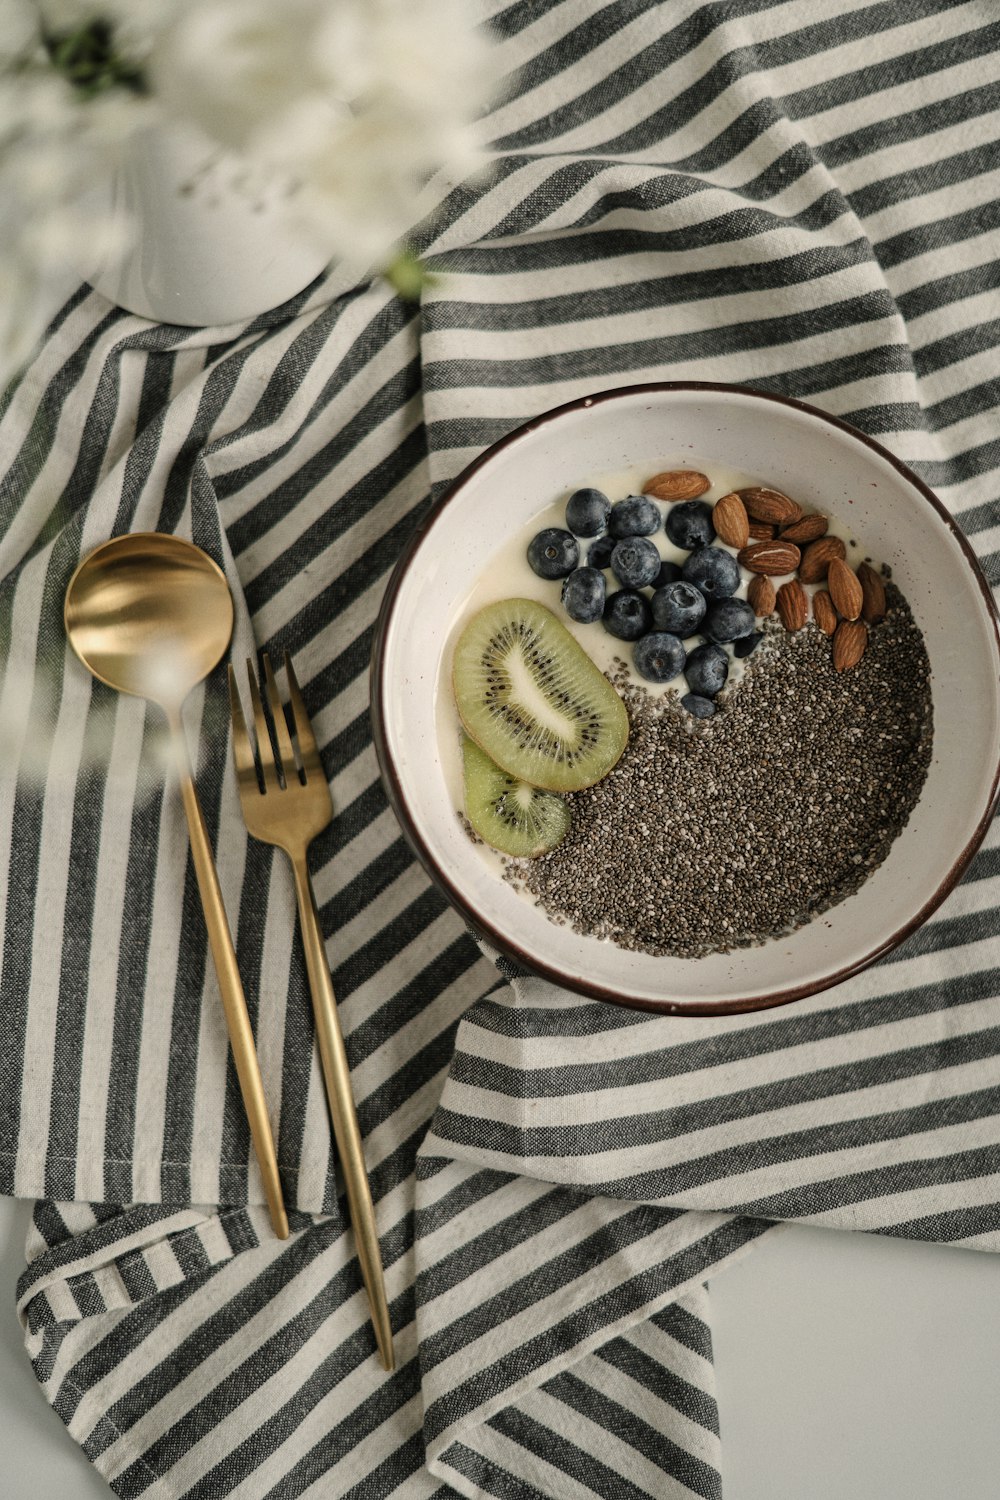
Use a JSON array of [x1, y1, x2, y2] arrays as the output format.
[[64, 533, 289, 1240]]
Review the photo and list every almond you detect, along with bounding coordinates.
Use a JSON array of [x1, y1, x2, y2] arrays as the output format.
[[798, 535, 847, 584], [711, 491, 749, 549], [857, 560, 887, 624], [748, 521, 776, 540], [812, 589, 838, 636], [827, 557, 863, 620], [738, 486, 803, 526], [747, 574, 776, 616], [776, 579, 808, 632], [832, 618, 867, 672], [736, 540, 801, 575], [644, 469, 710, 502], [780, 512, 828, 544]]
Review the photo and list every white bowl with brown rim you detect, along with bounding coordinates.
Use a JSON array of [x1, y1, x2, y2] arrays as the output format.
[[371, 383, 1000, 1015]]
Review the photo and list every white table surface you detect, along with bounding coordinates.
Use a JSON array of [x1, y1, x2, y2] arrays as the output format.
[[4, 1194, 1000, 1498]]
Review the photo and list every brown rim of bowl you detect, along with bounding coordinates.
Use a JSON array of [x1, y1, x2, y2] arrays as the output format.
[[370, 380, 1000, 1016]]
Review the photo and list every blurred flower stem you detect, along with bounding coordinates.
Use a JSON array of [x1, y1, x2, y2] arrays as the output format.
[[385, 247, 436, 302]]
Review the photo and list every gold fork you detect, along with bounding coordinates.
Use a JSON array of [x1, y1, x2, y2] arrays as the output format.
[[228, 652, 394, 1371]]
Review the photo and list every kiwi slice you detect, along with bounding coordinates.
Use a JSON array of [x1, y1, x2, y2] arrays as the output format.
[[453, 597, 628, 792], [463, 737, 571, 857]]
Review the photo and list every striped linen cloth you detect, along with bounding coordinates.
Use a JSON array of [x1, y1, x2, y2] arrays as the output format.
[[2, 1, 999, 1495]]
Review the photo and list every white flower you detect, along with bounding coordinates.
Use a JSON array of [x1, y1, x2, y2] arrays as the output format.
[[0, 0, 493, 390], [0, 0, 41, 64], [147, 0, 493, 271], [0, 22, 151, 389], [148, 0, 329, 154]]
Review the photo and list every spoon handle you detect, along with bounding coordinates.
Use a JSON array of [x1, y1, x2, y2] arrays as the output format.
[[167, 711, 289, 1240]]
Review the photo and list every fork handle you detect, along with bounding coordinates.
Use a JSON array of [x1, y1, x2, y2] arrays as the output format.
[[291, 854, 395, 1372], [167, 710, 289, 1241]]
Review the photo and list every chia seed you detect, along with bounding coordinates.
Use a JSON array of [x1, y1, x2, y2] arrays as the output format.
[[503, 584, 933, 958]]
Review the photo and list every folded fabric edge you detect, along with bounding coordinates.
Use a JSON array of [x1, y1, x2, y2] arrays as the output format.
[[11, 1199, 414, 1500], [413, 1155, 773, 1498], [16, 1201, 324, 1352], [12, 1201, 335, 1495], [0, 1150, 339, 1219]]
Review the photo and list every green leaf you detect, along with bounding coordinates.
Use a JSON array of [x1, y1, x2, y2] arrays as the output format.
[[43, 19, 146, 98]]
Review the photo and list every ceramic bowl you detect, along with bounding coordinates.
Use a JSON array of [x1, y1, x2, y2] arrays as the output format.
[[371, 383, 1000, 1014]]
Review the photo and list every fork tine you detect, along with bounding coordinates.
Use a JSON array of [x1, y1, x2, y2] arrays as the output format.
[[246, 657, 281, 790], [227, 666, 259, 790], [262, 652, 299, 786], [285, 654, 323, 779]]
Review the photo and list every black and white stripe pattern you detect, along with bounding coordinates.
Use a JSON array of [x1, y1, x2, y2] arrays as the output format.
[[2, 2, 999, 1495]]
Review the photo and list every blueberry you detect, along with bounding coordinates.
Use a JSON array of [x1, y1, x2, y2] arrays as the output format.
[[665, 500, 714, 551], [603, 589, 653, 641], [651, 579, 707, 637], [561, 566, 606, 623], [734, 630, 765, 659], [685, 641, 729, 697], [608, 495, 660, 539], [610, 536, 661, 589], [634, 631, 685, 683], [652, 557, 683, 591], [587, 534, 616, 569], [702, 597, 756, 644], [566, 487, 611, 537], [683, 546, 741, 599], [682, 693, 716, 719], [528, 527, 579, 580]]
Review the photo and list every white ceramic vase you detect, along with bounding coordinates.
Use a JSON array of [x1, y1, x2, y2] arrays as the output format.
[[81, 120, 331, 327]]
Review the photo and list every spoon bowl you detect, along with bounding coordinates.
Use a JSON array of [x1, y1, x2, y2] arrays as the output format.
[[65, 532, 289, 1238], [64, 532, 233, 709]]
